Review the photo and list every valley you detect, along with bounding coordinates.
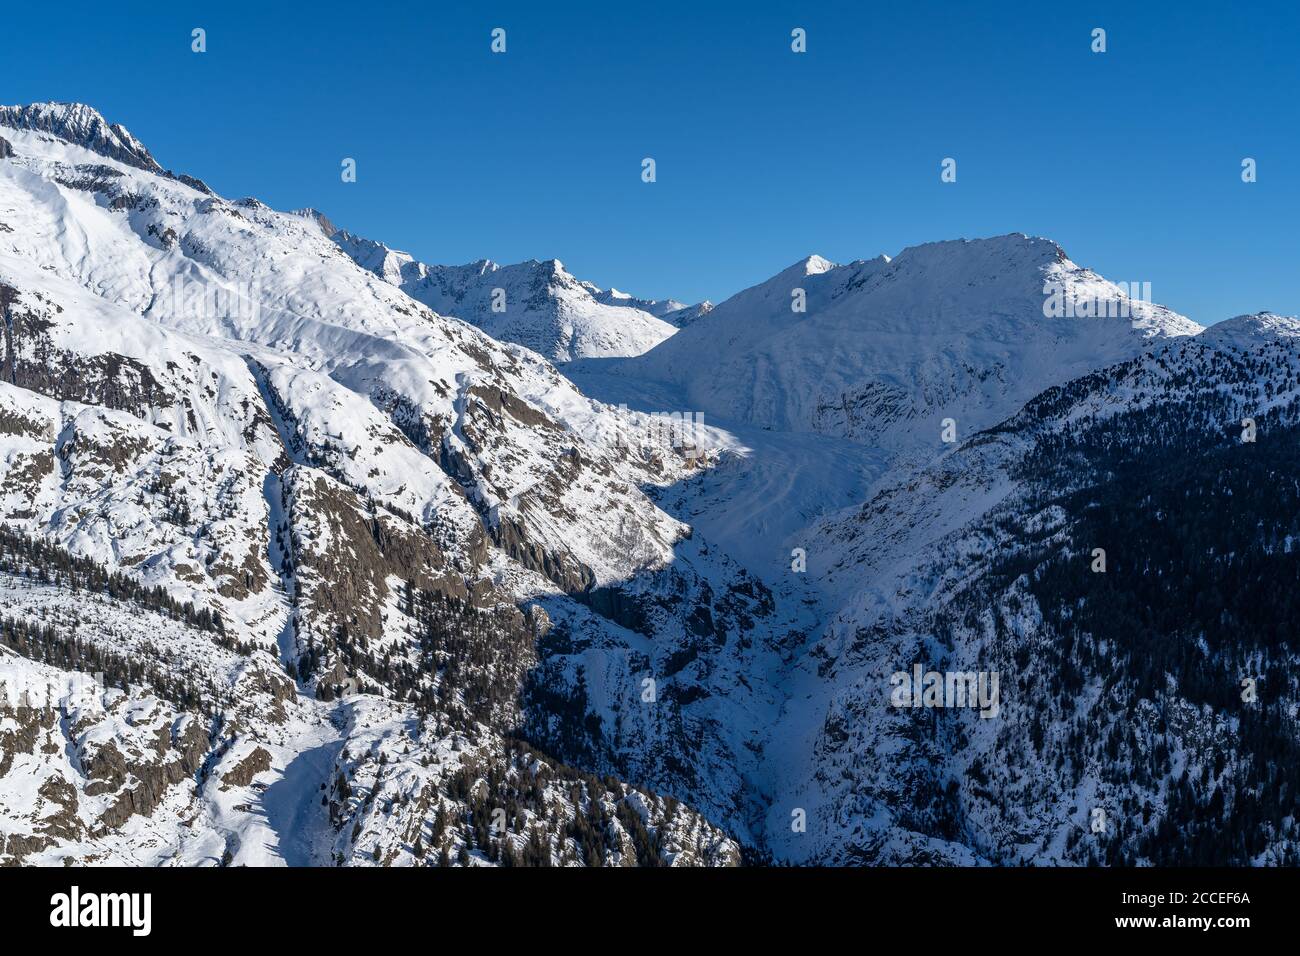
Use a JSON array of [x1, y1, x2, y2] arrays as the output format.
[[1, 101, 1297, 867]]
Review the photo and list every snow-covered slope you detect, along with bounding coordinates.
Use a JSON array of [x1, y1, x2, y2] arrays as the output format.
[[330, 228, 680, 362], [568, 236, 1202, 590], [764, 311, 1300, 864], [605, 237, 1202, 454], [0, 102, 770, 865]]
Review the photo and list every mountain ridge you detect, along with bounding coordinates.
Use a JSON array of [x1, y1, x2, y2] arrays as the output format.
[[1, 99, 1296, 868], [0, 100, 774, 865]]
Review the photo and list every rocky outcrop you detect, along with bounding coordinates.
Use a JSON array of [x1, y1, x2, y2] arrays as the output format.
[[220, 746, 272, 791], [0, 103, 161, 172], [1, 283, 174, 411]]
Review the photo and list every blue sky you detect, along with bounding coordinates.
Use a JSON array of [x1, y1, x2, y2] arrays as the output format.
[[3, 1, 1297, 322]]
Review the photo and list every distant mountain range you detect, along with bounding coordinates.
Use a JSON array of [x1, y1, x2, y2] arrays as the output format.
[[327, 222, 710, 362]]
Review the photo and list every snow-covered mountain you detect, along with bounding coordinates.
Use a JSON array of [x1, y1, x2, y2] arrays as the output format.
[[765, 311, 1300, 864], [589, 285, 713, 328], [0, 102, 770, 865], [602, 237, 1202, 454], [565, 246, 1300, 866], [0, 102, 162, 173], [2, 101, 1296, 868], [329, 226, 683, 362], [567, 235, 1203, 588]]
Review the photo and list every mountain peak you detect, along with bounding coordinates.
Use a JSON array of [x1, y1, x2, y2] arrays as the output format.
[[1200, 311, 1300, 350], [891, 232, 1067, 271], [291, 207, 340, 238], [796, 253, 836, 276], [537, 258, 571, 279], [0, 101, 161, 172], [613, 231, 1201, 444]]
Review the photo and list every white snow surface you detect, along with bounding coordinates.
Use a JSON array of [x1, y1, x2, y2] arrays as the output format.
[[597, 236, 1202, 448], [331, 229, 680, 362]]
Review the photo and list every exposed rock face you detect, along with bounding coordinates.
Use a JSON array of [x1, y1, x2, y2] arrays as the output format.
[[220, 747, 272, 791], [1, 283, 175, 411], [0, 656, 213, 862], [0, 103, 162, 172]]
